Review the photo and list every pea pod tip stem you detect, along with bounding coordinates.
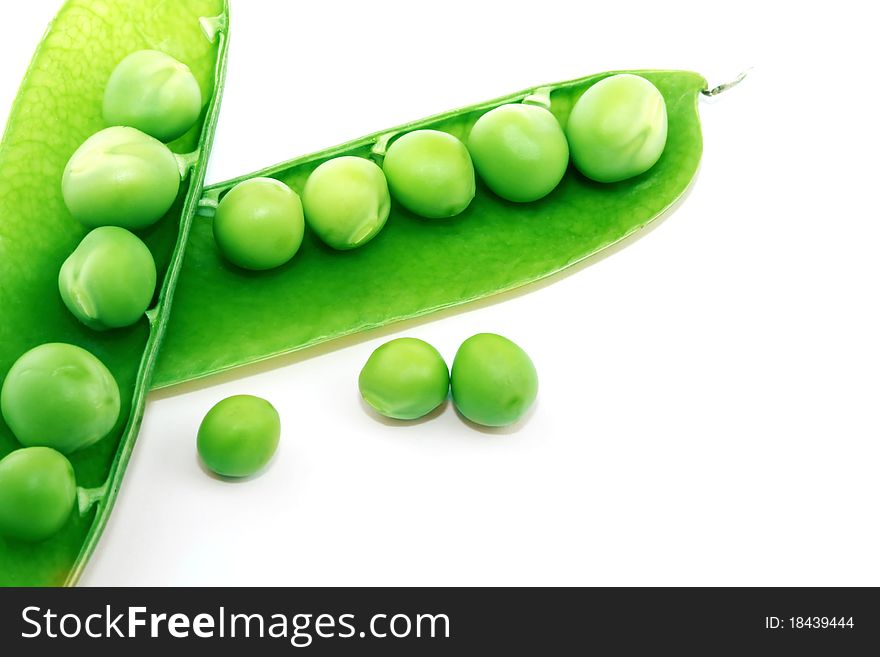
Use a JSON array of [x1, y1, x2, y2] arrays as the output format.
[[370, 131, 397, 159], [76, 482, 108, 515], [522, 86, 553, 110], [174, 150, 200, 179], [701, 68, 751, 97], [199, 14, 227, 44]]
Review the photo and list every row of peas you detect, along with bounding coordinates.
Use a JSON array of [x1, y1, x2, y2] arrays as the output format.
[[0, 50, 204, 542], [210, 73, 668, 269], [196, 331, 541, 483]]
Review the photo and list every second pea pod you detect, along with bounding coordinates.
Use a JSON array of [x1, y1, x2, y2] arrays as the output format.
[[155, 69, 705, 387]]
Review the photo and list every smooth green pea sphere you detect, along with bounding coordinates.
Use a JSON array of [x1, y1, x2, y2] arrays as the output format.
[[359, 338, 449, 420], [197, 395, 280, 478], [302, 156, 391, 250], [382, 130, 475, 218], [0, 447, 77, 542], [467, 103, 569, 202], [59, 226, 157, 330], [213, 177, 305, 270], [566, 74, 668, 183], [103, 49, 203, 143], [451, 333, 538, 427], [62, 126, 180, 230], [0, 343, 121, 454]]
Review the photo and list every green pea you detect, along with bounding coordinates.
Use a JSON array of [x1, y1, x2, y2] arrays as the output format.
[[0, 343, 120, 454], [382, 130, 475, 219], [103, 49, 202, 143], [451, 333, 538, 427], [212, 177, 305, 270], [197, 395, 280, 478], [58, 226, 157, 330], [566, 74, 668, 183], [62, 126, 180, 230], [0, 447, 77, 542], [359, 338, 449, 420], [302, 156, 391, 250], [467, 103, 569, 202]]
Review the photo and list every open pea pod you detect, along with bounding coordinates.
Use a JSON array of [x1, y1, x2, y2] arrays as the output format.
[[154, 70, 707, 388], [0, 0, 229, 585]]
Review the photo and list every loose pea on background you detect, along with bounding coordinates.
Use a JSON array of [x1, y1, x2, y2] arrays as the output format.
[[451, 333, 538, 427], [359, 337, 450, 420], [197, 395, 281, 478]]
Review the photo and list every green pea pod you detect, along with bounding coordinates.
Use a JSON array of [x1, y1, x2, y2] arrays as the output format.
[[0, 0, 229, 585], [154, 70, 708, 388]]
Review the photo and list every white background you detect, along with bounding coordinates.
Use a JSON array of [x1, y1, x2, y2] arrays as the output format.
[[1, 1, 878, 586]]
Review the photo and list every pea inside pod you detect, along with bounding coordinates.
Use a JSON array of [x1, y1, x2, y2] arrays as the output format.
[[359, 337, 449, 420], [61, 125, 181, 230], [382, 130, 475, 219], [59, 226, 157, 330], [566, 74, 668, 183], [103, 49, 203, 143], [451, 333, 538, 427], [302, 156, 391, 250], [0, 447, 77, 542], [467, 102, 569, 202], [0, 0, 230, 585], [197, 395, 281, 478], [1, 343, 121, 454]]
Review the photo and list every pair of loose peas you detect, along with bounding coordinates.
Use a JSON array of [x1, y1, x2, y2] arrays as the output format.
[[359, 333, 538, 427], [210, 73, 668, 272], [0, 50, 205, 543]]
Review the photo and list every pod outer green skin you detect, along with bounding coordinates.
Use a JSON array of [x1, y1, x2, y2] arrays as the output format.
[[154, 70, 706, 389], [0, 0, 229, 585]]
